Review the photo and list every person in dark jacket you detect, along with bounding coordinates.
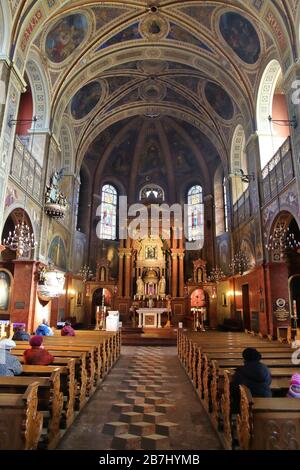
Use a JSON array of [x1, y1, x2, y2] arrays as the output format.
[[24, 335, 54, 365], [61, 321, 75, 337], [12, 325, 30, 341], [231, 348, 272, 403]]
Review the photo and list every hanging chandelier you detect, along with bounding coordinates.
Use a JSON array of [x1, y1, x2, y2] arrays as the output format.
[[266, 225, 300, 256], [78, 265, 93, 282], [2, 221, 36, 258], [207, 267, 225, 283], [230, 251, 249, 276]]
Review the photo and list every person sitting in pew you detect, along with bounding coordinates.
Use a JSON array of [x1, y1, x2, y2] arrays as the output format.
[[0, 339, 23, 376], [61, 320, 75, 337], [24, 336, 54, 365], [231, 348, 272, 407], [12, 325, 30, 341], [287, 374, 300, 398], [35, 319, 54, 336]]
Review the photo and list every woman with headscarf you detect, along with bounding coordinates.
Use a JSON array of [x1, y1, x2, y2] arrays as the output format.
[[24, 336, 54, 365], [0, 339, 22, 376]]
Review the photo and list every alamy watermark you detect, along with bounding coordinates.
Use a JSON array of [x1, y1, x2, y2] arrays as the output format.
[[96, 196, 204, 251]]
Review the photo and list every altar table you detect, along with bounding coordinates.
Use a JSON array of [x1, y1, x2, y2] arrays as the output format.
[[137, 308, 166, 328]]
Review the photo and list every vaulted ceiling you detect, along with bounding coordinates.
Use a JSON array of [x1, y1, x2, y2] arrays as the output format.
[[7, 0, 298, 187]]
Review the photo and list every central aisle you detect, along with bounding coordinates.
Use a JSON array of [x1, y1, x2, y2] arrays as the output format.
[[58, 346, 222, 450]]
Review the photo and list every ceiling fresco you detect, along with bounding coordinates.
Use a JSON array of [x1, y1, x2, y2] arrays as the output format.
[[71, 81, 102, 120], [219, 12, 261, 65], [204, 82, 235, 121], [45, 13, 89, 63]]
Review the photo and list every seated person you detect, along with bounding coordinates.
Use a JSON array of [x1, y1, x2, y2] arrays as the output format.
[[61, 321, 75, 337], [12, 325, 30, 341], [287, 374, 300, 398], [0, 339, 23, 376], [232, 348, 272, 397], [231, 347, 272, 412], [24, 336, 54, 365], [35, 319, 54, 336]]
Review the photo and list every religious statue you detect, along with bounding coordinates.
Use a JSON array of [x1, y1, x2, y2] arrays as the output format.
[[136, 276, 144, 297], [158, 276, 166, 297]]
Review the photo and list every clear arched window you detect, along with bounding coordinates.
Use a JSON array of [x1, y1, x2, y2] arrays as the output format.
[[99, 184, 117, 240], [223, 177, 229, 232], [187, 185, 204, 243]]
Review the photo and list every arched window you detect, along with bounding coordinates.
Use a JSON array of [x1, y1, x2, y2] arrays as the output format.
[[140, 184, 164, 201], [99, 184, 117, 240], [223, 177, 229, 232], [187, 185, 204, 243]]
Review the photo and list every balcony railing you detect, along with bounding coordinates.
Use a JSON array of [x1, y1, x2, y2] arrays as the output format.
[[262, 137, 294, 204], [10, 135, 42, 202], [233, 188, 251, 228]]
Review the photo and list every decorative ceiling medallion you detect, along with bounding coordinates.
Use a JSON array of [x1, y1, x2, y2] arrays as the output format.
[[45, 13, 89, 64], [138, 60, 169, 75], [139, 80, 167, 102], [139, 14, 169, 40]]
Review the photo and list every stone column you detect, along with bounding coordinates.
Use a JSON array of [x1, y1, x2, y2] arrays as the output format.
[[203, 194, 215, 268]]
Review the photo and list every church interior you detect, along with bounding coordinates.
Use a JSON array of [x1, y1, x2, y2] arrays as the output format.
[[0, 0, 300, 452]]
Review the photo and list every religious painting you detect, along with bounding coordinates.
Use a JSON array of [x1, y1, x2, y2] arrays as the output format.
[[0, 270, 11, 312], [45, 14, 88, 63], [71, 81, 101, 120], [48, 236, 67, 271], [219, 12, 261, 65], [205, 82, 234, 120], [76, 292, 82, 306], [145, 246, 157, 260]]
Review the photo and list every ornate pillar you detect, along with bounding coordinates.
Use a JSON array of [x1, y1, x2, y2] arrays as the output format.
[[124, 250, 132, 298], [171, 251, 178, 298]]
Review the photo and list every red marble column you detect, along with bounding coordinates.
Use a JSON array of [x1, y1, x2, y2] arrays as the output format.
[[124, 252, 132, 298], [179, 253, 185, 298], [118, 251, 124, 297], [10, 260, 37, 331], [171, 252, 178, 298]]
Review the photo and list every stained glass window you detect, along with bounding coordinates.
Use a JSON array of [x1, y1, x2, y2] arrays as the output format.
[[187, 185, 204, 243], [99, 184, 117, 240], [223, 177, 229, 232]]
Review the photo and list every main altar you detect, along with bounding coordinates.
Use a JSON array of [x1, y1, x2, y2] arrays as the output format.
[[137, 308, 166, 328]]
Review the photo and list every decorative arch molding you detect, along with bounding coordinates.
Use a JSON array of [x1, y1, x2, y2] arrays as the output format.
[[60, 121, 75, 175], [76, 103, 227, 173], [266, 210, 300, 263], [214, 164, 226, 237], [256, 59, 282, 133], [0, 2, 12, 57], [26, 52, 50, 131], [1, 206, 37, 260], [230, 124, 248, 204]]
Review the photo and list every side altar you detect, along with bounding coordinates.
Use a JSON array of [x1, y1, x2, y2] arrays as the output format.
[[137, 308, 166, 328]]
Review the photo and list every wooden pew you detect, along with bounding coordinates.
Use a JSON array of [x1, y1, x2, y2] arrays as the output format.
[[0, 370, 63, 449], [0, 382, 43, 450], [21, 360, 76, 428], [13, 351, 87, 410], [237, 385, 300, 450]]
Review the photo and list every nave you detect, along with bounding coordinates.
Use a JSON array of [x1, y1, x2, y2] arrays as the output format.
[[58, 346, 221, 451]]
